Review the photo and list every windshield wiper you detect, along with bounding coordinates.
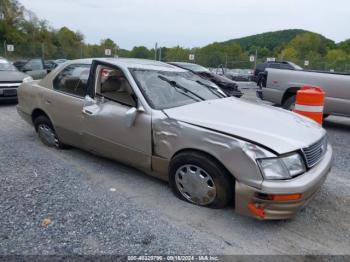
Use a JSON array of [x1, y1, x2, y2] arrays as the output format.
[[195, 80, 226, 98], [158, 75, 205, 102]]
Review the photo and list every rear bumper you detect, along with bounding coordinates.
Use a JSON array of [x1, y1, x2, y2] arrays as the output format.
[[235, 144, 333, 220], [231, 90, 243, 98]]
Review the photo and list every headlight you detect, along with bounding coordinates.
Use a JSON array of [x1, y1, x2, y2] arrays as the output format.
[[22, 76, 33, 83], [258, 153, 306, 180], [281, 153, 306, 177]]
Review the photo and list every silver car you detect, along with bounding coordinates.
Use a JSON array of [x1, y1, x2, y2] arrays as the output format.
[[17, 58, 333, 220], [0, 57, 33, 101]]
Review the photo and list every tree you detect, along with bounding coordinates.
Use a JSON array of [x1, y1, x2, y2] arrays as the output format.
[[56, 27, 84, 59], [326, 49, 347, 62], [339, 39, 350, 54], [163, 46, 189, 61], [0, 0, 25, 49], [129, 46, 152, 59], [100, 38, 118, 56], [280, 47, 298, 61], [286, 32, 333, 59]]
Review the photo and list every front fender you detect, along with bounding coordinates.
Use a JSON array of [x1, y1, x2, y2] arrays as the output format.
[[152, 117, 264, 189]]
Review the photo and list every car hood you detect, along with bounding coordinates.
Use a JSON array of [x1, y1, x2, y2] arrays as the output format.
[[0, 71, 28, 82], [197, 71, 237, 88], [163, 97, 326, 154]]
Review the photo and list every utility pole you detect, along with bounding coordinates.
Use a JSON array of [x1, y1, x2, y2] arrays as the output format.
[[155, 42, 158, 61], [114, 46, 118, 58], [41, 43, 45, 60], [254, 49, 258, 69], [4, 40, 7, 57], [159, 47, 162, 61]]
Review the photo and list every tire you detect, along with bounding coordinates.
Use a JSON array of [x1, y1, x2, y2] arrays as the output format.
[[282, 95, 296, 110], [33, 115, 67, 149], [169, 151, 234, 209]]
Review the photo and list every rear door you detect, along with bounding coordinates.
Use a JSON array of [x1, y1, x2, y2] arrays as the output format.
[[43, 63, 91, 147], [82, 61, 152, 170]]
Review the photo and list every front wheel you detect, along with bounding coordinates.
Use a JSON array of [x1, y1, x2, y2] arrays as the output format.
[[169, 151, 234, 209]]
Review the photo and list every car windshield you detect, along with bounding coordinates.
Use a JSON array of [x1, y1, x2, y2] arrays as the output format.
[[289, 62, 303, 70], [0, 59, 17, 71], [176, 63, 210, 73], [131, 69, 226, 109]]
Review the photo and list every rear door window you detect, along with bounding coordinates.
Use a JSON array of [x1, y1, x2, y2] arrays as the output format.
[[53, 64, 91, 97], [24, 59, 44, 71], [280, 63, 292, 70], [269, 63, 281, 69]]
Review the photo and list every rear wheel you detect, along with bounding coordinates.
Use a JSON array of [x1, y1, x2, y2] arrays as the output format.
[[282, 95, 296, 110], [169, 151, 234, 209], [33, 115, 66, 149]]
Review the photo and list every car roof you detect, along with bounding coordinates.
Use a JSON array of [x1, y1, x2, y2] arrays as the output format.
[[170, 62, 195, 66], [265, 61, 290, 64], [70, 58, 186, 72]]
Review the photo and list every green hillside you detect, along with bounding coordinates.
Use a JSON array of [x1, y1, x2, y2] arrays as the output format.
[[1, 0, 349, 72], [225, 29, 309, 51]]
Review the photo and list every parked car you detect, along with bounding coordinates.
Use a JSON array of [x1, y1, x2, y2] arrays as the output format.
[[54, 59, 69, 65], [254, 61, 303, 86], [0, 57, 33, 101], [257, 68, 350, 117], [44, 60, 59, 71], [226, 69, 254, 82], [168, 62, 243, 98], [19, 58, 48, 79], [13, 60, 27, 71], [17, 58, 332, 220]]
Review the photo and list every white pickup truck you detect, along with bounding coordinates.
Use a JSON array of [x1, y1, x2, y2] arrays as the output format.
[[257, 68, 350, 117]]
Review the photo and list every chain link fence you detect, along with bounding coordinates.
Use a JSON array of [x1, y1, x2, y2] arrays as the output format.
[[0, 42, 115, 61], [1, 42, 349, 74]]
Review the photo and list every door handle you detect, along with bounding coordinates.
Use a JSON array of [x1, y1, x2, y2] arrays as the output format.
[[82, 109, 93, 115]]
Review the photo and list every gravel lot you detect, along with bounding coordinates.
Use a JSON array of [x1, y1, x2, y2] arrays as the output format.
[[0, 92, 350, 255]]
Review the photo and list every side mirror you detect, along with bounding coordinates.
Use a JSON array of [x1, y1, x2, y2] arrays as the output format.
[[84, 95, 96, 107], [125, 105, 144, 128], [125, 107, 137, 128]]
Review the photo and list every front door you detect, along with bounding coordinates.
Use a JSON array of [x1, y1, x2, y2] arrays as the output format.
[[82, 62, 152, 170]]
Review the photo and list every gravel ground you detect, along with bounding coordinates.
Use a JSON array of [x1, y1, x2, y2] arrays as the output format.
[[0, 96, 350, 256]]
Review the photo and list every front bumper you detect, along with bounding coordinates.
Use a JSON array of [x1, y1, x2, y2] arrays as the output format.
[[0, 88, 18, 101], [235, 144, 333, 220], [220, 87, 243, 98]]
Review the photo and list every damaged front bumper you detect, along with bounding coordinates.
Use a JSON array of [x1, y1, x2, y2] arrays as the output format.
[[235, 144, 333, 220]]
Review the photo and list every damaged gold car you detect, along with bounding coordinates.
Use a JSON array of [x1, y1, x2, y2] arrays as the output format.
[[17, 58, 333, 220]]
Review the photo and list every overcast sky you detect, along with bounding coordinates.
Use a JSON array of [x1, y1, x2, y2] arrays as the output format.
[[19, 0, 350, 50]]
